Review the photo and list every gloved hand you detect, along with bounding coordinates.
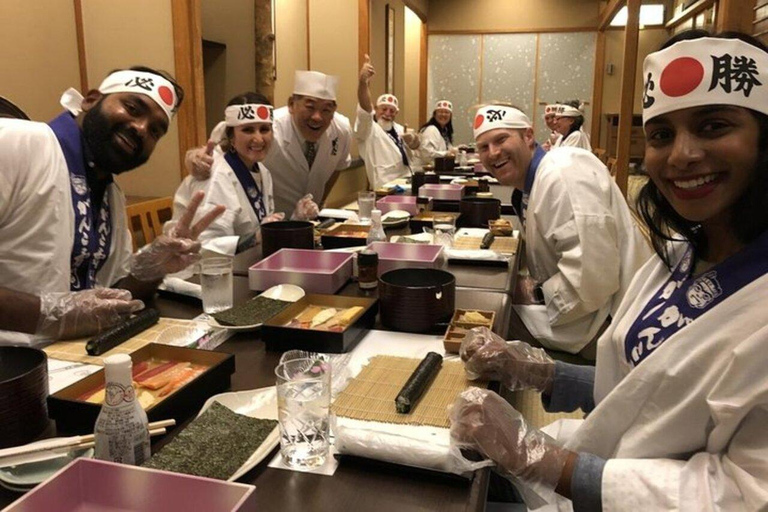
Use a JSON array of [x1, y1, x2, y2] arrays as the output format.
[[291, 194, 320, 220], [131, 191, 225, 282], [185, 140, 216, 180], [460, 326, 555, 392], [450, 387, 571, 497], [401, 130, 420, 149], [36, 288, 145, 340]]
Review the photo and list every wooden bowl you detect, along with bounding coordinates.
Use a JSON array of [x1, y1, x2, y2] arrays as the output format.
[[261, 220, 314, 258], [0, 347, 49, 448], [379, 268, 456, 333], [460, 197, 501, 227]]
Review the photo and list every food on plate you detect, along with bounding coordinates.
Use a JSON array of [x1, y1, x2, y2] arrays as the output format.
[[286, 305, 364, 332], [143, 402, 278, 480], [78, 358, 206, 409], [457, 310, 491, 324], [395, 352, 443, 414], [212, 296, 292, 326], [396, 236, 429, 244], [489, 219, 513, 236]]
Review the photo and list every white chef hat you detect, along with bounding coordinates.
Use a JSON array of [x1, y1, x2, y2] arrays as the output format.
[[60, 69, 180, 121], [544, 104, 559, 116], [555, 104, 583, 117], [473, 105, 532, 140], [435, 100, 453, 112], [642, 36, 768, 125], [376, 94, 399, 111], [293, 70, 339, 101]]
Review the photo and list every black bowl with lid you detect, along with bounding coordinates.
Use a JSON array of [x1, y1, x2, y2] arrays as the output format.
[[379, 268, 456, 333], [0, 346, 49, 448]]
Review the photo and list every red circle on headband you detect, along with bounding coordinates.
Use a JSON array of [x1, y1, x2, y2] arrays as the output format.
[[660, 57, 704, 97], [158, 86, 174, 106], [474, 114, 484, 129], [387, 96, 394, 103], [257, 106, 270, 120]]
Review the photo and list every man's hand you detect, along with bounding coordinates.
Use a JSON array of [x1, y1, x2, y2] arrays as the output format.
[[401, 126, 420, 149], [359, 54, 375, 84], [292, 194, 320, 220], [130, 191, 225, 282], [185, 139, 216, 180], [514, 275, 540, 305]]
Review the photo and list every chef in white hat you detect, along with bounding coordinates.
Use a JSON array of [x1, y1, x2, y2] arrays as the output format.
[[184, 70, 352, 217], [552, 100, 592, 151], [355, 55, 420, 189], [472, 104, 650, 355], [413, 99, 457, 168]]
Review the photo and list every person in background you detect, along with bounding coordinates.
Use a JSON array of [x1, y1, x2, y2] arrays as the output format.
[[414, 100, 456, 168], [185, 70, 352, 216], [553, 100, 592, 151], [541, 103, 561, 151], [473, 104, 650, 356], [0, 67, 222, 345], [356, 54, 420, 190], [451, 30, 768, 511]]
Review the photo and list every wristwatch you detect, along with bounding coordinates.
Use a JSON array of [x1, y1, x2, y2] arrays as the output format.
[[533, 284, 545, 305]]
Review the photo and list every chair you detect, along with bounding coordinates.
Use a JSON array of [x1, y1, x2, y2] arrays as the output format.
[[592, 147, 607, 164], [126, 197, 173, 251], [606, 157, 618, 177], [0, 96, 30, 120]]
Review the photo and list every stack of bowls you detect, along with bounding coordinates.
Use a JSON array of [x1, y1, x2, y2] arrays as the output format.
[[379, 269, 456, 333], [0, 347, 49, 449]]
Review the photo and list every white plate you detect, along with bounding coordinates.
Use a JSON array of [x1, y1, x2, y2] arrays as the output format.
[[0, 444, 94, 489], [208, 285, 306, 331], [382, 210, 410, 228], [198, 387, 280, 481]]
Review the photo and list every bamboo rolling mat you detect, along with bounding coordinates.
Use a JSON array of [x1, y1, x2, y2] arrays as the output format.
[[43, 318, 209, 366], [332, 355, 477, 428], [505, 389, 585, 430], [452, 235, 519, 254]]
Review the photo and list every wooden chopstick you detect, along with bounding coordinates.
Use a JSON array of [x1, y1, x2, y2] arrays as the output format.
[[0, 419, 176, 461]]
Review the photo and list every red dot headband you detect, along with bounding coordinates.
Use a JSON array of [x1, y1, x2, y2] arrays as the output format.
[[643, 37, 768, 124], [97, 70, 178, 121], [225, 104, 274, 126]]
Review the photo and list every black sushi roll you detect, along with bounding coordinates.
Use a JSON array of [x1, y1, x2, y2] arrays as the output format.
[[480, 232, 495, 249], [86, 308, 160, 356], [395, 352, 443, 414]]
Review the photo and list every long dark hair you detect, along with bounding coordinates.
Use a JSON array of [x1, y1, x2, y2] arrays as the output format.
[[561, 99, 584, 138], [222, 92, 272, 145], [636, 30, 768, 268], [420, 111, 453, 145]]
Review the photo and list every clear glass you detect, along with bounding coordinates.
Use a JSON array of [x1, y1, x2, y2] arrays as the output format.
[[358, 191, 376, 224], [200, 257, 233, 314], [433, 213, 456, 248], [275, 358, 331, 468]]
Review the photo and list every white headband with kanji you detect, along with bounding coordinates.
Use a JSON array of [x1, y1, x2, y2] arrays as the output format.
[[556, 104, 582, 117], [544, 104, 559, 116], [376, 94, 399, 111], [643, 37, 768, 125], [225, 104, 273, 126], [435, 100, 453, 112], [473, 105, 532, 139], [60, 70, 179, 121]]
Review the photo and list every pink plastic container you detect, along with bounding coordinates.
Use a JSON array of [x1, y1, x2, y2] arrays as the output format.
[[376, 195, 419, 216], [418, 184, 465, 201], [366, 242, 444, 275], [6, 458, 256, 512], [249, 248, 353, 293]]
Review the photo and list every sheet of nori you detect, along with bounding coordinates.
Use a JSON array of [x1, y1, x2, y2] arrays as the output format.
[[143, 402, 278, 480], [395, 352, 443, 414], [212, 296, 291, 326]]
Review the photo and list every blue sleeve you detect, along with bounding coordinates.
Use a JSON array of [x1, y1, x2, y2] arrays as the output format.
[[571, 452, 606, 512], [541, 361, 596, 413]]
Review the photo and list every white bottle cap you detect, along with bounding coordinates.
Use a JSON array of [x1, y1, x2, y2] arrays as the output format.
[[371, 209, 382, 223], [104, 354, 133, 385]]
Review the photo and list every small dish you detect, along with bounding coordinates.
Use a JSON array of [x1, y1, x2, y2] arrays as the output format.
[[198, 387, 280, 481], [382, 210, 411, 228], [0, 444, 94, 490], [208, 285, 306, 331]]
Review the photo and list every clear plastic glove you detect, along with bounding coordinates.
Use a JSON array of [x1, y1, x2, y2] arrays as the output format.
[[131, 191, 225, 282], [185, 140, 216, 180], [291, 194, 320, 220], [401, 131, 420, 149], [460, 326, 555, 392], [36, 288, 144, 340], [450, 387, 571, 504]]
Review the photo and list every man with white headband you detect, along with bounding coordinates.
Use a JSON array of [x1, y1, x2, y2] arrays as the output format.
[[0, 66, 223, 345], [450, 32, 768, 511], [356, 55, 420, 189], [185, 70, 352, 217], [552, 101, 592, 151], [472, 104, 650, 355]]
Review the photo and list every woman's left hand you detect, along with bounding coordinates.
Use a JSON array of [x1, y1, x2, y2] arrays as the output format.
[[292, 194, 320, 220]]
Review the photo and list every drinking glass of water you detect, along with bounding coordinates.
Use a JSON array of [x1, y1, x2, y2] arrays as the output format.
[[433, 213, 456, 248], [275, 358, 331, 468], [358, 191, 376, 224], [200, 257, 233, 314]]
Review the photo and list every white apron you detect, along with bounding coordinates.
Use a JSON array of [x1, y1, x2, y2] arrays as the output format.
[[355, 104, 412, 189]]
